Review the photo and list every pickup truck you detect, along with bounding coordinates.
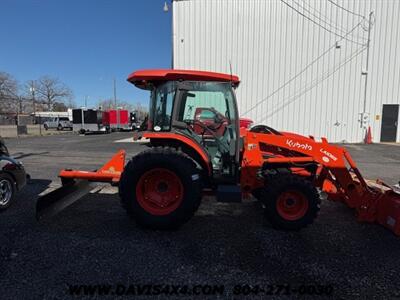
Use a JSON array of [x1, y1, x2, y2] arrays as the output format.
[[43, 117, 72, 131]]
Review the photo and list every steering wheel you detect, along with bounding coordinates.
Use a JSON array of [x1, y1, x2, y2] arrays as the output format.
[[184, 119, 229, 151], [184, 118, 213, 134]]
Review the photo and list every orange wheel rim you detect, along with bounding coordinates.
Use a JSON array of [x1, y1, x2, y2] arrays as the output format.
[[136, 168, 183, 215], [276, 190, 309, 221]]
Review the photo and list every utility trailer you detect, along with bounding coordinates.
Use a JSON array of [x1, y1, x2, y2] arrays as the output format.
[[72, 108, 109, 134], [103, 109, 131, 131], [37, 69, 400, 235]]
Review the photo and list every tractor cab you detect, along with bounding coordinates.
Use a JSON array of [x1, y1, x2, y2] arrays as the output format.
[[128, 69, 241, 180]]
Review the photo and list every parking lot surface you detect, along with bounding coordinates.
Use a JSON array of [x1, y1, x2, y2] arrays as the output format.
[[1, 132, 400, 299]]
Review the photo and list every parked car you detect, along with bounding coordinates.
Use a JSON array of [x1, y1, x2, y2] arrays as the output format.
[[43, 117, 72, 131], [0, 137, 28, 211]]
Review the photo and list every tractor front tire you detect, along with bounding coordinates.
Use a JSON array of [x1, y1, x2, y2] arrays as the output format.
[[262, 175, 320, 230], [119, 147, 202, 230]]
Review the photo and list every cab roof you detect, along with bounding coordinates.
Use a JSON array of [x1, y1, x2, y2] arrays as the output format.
[[127, 69, 240, 90]]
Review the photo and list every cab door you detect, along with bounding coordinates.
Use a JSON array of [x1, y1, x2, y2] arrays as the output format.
[[172, 81, 239, 177]]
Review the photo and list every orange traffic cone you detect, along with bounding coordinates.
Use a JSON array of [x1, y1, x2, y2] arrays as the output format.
[[365, 126, 372, 144]]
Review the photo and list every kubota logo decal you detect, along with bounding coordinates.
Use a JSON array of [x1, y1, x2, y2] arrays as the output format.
[[286, 139, 312, 151]]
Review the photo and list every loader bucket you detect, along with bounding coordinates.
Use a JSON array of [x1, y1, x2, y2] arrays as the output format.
[[325, 176, 400, 236], [36, 179, 97, 221], [374, 183, 400, 235]]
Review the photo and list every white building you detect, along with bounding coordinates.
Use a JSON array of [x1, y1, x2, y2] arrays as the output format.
[[172, 0, 400, 142]]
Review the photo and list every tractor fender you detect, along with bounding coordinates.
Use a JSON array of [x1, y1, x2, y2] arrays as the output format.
[[142, 132, 212, 175]]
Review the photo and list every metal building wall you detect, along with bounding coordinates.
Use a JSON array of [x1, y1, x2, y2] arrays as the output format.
[[172, 0, 400, 142]]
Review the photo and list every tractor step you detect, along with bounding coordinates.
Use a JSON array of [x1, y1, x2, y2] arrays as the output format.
[[216, 185, 242, 203]]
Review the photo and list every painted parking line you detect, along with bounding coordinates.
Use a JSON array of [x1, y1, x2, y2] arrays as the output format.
[[114, 137, 149, 143]]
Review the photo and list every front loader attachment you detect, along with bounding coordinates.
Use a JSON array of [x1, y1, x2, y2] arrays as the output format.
[[36, 150, 126, 221], [320, 150, 400, 236], [244, 131, 400, 236]]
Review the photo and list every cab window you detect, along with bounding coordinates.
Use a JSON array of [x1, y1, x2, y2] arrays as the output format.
[[175, 81, 238, 174], [151, 82, 176, 131]]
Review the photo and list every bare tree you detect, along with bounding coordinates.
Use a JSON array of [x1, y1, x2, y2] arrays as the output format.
[[52, 102, 68, 111], [65, 98, 77, 109], [0, 72, 19, 113], [35, 76, 73, 111], [97, 99, 135, 111], [97, 99, 114, 110], [132, 102, 148, 120], [21, 80, 39, 114]]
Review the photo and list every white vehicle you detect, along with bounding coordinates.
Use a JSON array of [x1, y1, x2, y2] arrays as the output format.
[[43, 117, 72, 131]]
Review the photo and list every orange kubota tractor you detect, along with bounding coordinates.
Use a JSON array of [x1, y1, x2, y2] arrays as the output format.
[[37, 69, 400, 235]]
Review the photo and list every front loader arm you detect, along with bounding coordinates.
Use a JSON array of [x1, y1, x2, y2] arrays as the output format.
[[242, 131, 400, 235]]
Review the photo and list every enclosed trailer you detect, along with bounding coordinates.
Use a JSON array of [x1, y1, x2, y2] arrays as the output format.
[[103, 109, 131, 131], [72, 109, 109, 134]]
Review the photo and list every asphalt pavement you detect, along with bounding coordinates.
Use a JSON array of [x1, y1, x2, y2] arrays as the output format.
[[1, 132, 400, 299]]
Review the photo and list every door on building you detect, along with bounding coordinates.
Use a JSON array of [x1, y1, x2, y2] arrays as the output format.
[[380, 104, 399, 142]]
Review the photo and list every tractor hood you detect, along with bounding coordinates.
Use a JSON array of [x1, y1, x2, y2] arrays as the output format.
[[127, 69, 240, 90]]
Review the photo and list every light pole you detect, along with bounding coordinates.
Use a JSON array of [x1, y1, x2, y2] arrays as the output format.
[[361, 12, 374, 142], [113, 78, 117, 108], [29, 84, 41, 135], [29, 84, 36, 122]]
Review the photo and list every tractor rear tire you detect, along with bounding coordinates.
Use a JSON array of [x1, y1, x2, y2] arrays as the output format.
[[119, 147, 202, 230], [262, 175, 320, 230]]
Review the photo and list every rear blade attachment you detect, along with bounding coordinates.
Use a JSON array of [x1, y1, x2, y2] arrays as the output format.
[[36, 149, 126, 221], [36, 179, 97, 221]]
